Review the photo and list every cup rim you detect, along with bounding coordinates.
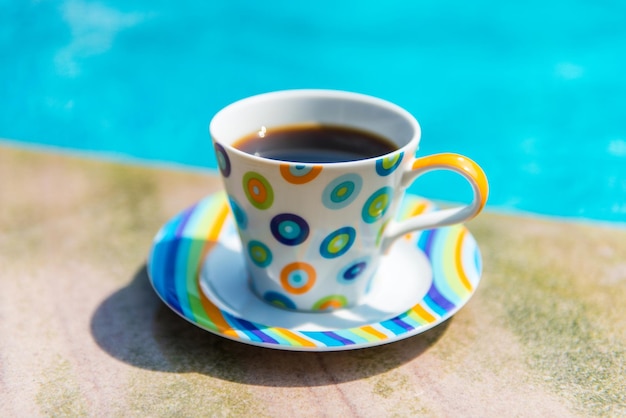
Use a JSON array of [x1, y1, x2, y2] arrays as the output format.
[[209, 89, 421, 167]]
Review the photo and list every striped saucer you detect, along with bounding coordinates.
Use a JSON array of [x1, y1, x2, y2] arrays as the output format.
[[147, 191, 483, 351]]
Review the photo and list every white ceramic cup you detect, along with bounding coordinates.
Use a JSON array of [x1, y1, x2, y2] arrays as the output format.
[[209, 89, 488, 312]]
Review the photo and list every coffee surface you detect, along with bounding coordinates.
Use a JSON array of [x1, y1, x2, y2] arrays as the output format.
[[233, 124, 397, 163]]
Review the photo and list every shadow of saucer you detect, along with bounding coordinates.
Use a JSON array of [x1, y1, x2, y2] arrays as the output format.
[[91, 264, 451, 387]]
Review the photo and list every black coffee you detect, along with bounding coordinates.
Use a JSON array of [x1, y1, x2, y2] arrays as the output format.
[[233, 124, 398, 163]]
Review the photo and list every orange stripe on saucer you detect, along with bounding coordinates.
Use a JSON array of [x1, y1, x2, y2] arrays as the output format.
[[411, 304, 436, 323], [360, 325, 388, 340], [274, 328, 317, 347], [454, 228, 473, 292], [196, 200, 239, 338]]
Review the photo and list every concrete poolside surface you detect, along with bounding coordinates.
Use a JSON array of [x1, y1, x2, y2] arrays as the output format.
[[1, 144, 624, 417]]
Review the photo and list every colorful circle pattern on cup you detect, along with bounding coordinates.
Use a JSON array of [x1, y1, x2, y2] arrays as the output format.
[[280, 164, 323, 184], [280, 262, 316, 294], [319, 227, 356, 259], [228, 196, 247, 230], [243, 171, 274, 210], [322, 173, 363, 210], [214, 143, 231, 177], [362, 186, 394, 223], [247, 240, 273, 268], [375, 152, 404, 176], [337, 256, 371, 285], [263, 291, 296, 310], [313, 295, 348, 311], [270, 213, 310, 246]]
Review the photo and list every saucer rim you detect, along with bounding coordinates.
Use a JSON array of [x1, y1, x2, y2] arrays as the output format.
[[147, 191, 482, 352]]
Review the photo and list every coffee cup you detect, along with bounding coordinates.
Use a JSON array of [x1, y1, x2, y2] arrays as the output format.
[[209, 89, 488, 312]]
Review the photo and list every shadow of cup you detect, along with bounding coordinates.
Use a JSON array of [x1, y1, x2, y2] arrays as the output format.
[[90, 264, 451, 386]]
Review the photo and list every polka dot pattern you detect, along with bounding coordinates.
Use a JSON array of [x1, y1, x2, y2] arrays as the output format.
[[337, 256, 371, 285], [375, 152, 404, 176], [322, 173, 363, 210], [213, 137, 417, 312], [214, 143, 231, 177], [280, 262, 316, 294], [312, 295, 348, 311], [280, 164, 322, 184], [270, 213, 309, 246], [263, 291, 296, 310], [243, 171, 274, 210], [319, 227, 356, 259], [362, 187, 393, 223], [228, 196, 247, 229], [247, 240, 273, 267]]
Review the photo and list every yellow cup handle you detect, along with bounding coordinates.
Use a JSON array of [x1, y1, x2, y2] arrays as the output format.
[[382, 153, 489, 252]]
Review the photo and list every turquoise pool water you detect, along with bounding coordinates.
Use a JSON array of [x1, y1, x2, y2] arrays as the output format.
[[2, 0, 625, 223]]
